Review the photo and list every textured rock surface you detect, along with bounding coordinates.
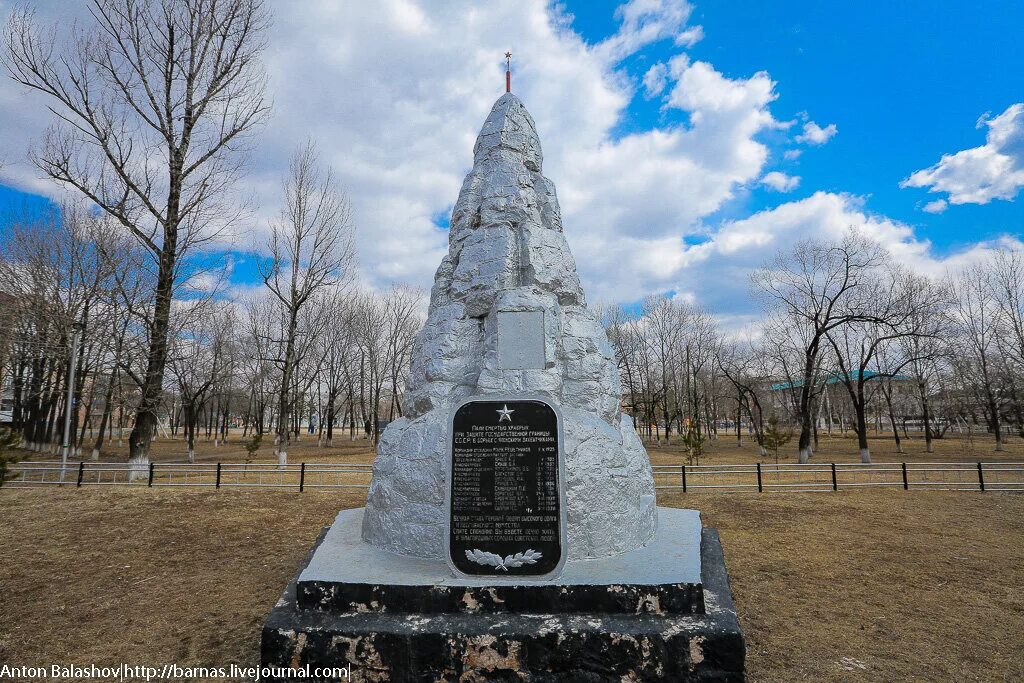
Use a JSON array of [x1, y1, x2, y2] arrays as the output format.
[[362, 93, 657, 560]]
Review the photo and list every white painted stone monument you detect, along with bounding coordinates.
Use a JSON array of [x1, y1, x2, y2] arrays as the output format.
[[362, 92, 658, 562], [262, 70, 744, 682]]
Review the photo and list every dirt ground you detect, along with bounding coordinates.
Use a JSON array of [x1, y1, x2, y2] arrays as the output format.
[[0, 489, 1021, 681], [17, 426, 1024, 468]]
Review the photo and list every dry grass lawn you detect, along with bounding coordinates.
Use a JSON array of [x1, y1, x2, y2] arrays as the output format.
[[0, 488, 1021, 681]]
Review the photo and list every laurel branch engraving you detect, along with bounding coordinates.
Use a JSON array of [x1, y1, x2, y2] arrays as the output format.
[[464, 548, 543, 571]]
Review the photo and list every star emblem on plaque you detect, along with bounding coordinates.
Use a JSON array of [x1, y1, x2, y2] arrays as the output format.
[[447, 398, 566, 579]]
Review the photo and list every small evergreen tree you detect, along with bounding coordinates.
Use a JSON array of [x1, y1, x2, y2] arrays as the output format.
[[761, 414, 793, 465], [680, 422, 707, 466], [244, 432, 262, 465], [0, 428, 24, 487]]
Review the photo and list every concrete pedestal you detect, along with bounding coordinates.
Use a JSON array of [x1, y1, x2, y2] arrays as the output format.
[[261, 508, 745, 682]]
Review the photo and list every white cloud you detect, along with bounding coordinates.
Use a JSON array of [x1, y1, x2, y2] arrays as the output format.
[[675, 25, 703, 47], [783, 149, 802, 160], [0, 0, 1012, 319], [648, 191, 1024, 317], [761, 171, 800, 192], [596, 0, 695, 62], [901, 103, 1024, 205], [795, 120, 838, 145], [0, 0, 712, 293], [642, 62, 669, 97], [922, 199, 948, 214]]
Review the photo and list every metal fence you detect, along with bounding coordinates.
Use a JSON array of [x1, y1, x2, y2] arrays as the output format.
[[6, 461, 374, 490], [651, 461, 1024, 492], [5, 460, 1024, 493]]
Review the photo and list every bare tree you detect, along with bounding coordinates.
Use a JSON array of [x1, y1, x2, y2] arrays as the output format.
[[641, 296, 683, 440], [824, 268, 944, 462], [4, 0, 270, 471], [382, 285, 424, 424], [950, 263, 1008, 451], [719, 336, 772, 456], [259, 142, 354, 465], [752, 230, 890, 462]]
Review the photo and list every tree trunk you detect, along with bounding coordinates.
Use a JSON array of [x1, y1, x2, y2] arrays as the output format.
[[882, 383, 904, 454], [987, 390, 1004, 452], [275, 308, 300, 466], [855, 384, 871, 463], [735, 399, 742, 447], [796, 351, 816, 463], [92, 376, 115, 460], [919, 379, 934, 453], [128, 242, 176, 478]]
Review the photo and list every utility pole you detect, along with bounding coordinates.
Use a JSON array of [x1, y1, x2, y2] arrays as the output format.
[[60, 322, 84, 482]]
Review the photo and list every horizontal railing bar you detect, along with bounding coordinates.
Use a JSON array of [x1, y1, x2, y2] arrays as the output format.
[[294, 483, 373, 489], [761, 482, 833, 488]]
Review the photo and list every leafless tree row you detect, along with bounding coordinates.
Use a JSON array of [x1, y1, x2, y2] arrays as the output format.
[[3, 0, 271, 470], [0, 0, 425, 466], [0, 194, 424, 464], [605, 230, 1024, 463]]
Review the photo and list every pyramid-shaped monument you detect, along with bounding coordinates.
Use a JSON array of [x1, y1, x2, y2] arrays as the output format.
[[262, 86, 745, 682], [362, 93, 658, 560]]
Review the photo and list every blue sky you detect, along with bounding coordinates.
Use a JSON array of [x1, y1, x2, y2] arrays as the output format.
[[1, 0, 1022, 318], [570, 0, 1024, 254]]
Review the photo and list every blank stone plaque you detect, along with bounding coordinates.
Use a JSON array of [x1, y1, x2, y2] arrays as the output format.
[[497, 311, 545, 370]]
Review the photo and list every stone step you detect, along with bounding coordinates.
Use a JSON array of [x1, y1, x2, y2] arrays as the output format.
[[295, 508, 705, 615], [262, 518, 745, 682]]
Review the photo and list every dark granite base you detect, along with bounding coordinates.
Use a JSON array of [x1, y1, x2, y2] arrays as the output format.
[[261, 515, 745, 682]]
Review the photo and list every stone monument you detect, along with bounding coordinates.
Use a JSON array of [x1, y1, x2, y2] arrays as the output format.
[[262, 66, 745, 682]]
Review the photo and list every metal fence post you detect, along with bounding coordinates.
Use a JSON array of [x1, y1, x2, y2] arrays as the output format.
[[902, 462, 909, 490], [147, 462, 155, 487], [76, 461, 85, 488], [831, 463, 837, 491], [681, 464, 687, 493], [977, 462, 985, 492], [756, 462, 763, 493], [299, 462, 306, 492], [216, 462, 222, 489]]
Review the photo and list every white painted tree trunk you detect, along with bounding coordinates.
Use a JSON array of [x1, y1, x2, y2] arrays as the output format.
[[127, 455, 149, 482], [187, 448, 195, 463], [859, 448, 871, 463], [277, 449, 287, 467], [798, 446, 811, 464], [91, 448, 100, 461]]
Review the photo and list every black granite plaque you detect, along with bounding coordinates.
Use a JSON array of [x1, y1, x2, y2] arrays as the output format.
[[448, 399, 563, 577]]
